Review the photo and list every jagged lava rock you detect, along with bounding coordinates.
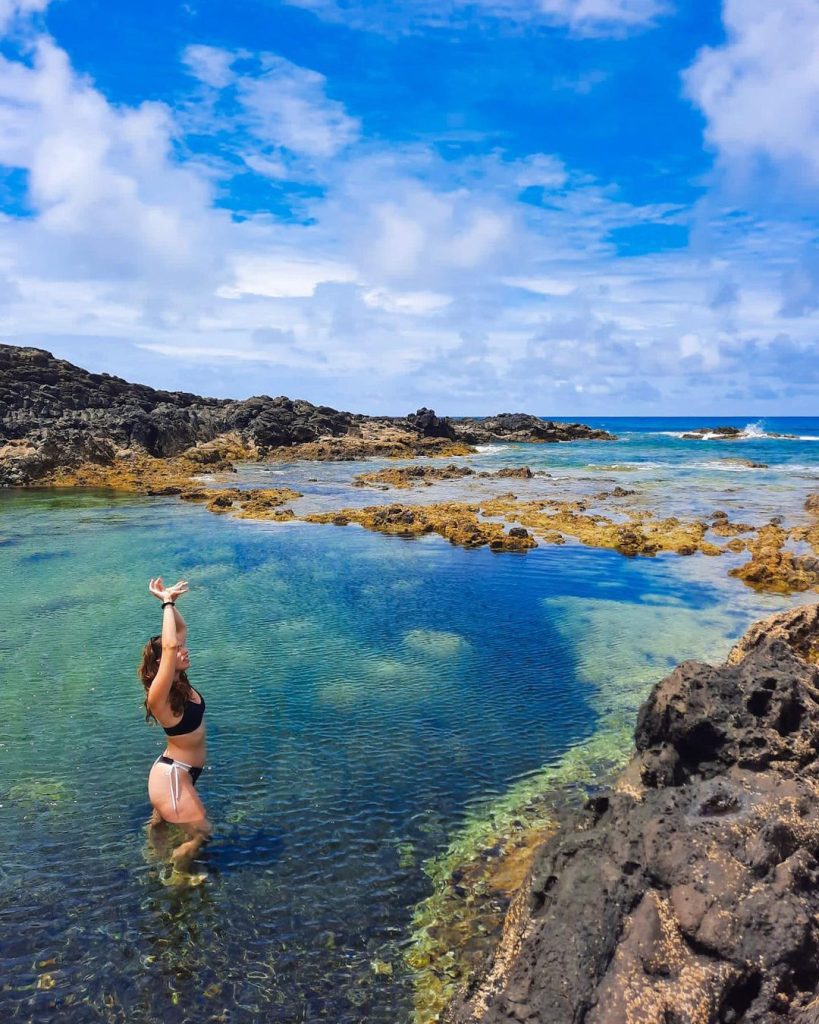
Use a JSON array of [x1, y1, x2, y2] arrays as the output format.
[[405, 407, 458, 439], [0, 346, 616, 485], [453, 414, 615, 444], [446, 602, 819, 1024], [0, 344, 355, 467]]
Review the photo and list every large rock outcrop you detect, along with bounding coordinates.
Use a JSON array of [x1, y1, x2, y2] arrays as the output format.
[[446, 603, 819, 1024], [0, 346, 611, 485], [0, 344, 355, 460], [453, 414, 615, 444]]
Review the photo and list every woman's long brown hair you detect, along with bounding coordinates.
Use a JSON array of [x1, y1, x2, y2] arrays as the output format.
[[138, 635, 191, 723]]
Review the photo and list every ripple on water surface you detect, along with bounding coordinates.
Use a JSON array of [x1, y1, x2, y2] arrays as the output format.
[[0, 486, 799, 1023]]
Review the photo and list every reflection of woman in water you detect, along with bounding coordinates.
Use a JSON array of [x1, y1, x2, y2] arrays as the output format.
[[138, 577, 212, 868]]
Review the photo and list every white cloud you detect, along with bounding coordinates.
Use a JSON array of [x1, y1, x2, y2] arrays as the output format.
[[0, 38, 229, 302], [183, 45, 360, 161], [0, 27, 814, 414], [537, 0, 667, 35], [317, 151, 527, 287], [684, 0, 819, 179], [362, 287, 452, 313], [513, 153, 569, 190], [240, 55, 360, 158], [504, 276, 577, 296], [0, 0, 50, 33], [284, 0, 667, 36], [182, 43, 236, 89], [220, 255, 358, 298], [242, 152, 290, 179]]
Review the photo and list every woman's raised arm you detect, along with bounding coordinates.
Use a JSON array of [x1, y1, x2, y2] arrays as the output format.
[[166, 581, 188, 647], [146, 577, 182, 714]]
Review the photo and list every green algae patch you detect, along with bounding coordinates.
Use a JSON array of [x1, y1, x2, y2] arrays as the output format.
[[402, 629, 472, 659], [4, 778, 75, 810], [406, 726, 633, 1024]]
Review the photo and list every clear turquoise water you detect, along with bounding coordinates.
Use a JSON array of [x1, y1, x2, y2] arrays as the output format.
[[235, 416, 819, 528], [1, 418, 816, 1023]]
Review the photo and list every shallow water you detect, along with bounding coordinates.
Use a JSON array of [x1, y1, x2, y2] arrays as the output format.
[[1, 418, 816, 1023], [236, 415, 819, 527]]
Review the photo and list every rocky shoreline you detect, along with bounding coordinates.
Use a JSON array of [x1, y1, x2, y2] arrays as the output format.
[[3, 345, 819, 595], [0, 346, 612, 486], [441, 602, 819, 1024]]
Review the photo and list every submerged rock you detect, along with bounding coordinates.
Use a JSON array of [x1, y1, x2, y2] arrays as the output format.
[[445, 602, 819, 1024]]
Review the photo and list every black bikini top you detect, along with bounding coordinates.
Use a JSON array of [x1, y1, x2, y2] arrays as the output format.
[[163, 689, 206, 736]]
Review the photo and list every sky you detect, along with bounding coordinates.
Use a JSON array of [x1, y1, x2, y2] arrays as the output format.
[[0, 0, 817, 414]]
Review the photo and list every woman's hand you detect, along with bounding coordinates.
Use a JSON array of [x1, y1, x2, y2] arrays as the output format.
[[148, 577, 189, 602], [166, 579, 189, 602], [148, 577, 173, 602]]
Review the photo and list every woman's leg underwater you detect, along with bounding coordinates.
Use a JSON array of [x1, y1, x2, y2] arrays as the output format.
[[170, 818, 212, 869]]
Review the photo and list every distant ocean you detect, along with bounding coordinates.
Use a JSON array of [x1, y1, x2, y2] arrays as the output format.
[[1, 416, 816, 1023]]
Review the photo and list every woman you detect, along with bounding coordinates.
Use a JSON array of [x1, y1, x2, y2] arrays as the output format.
[[138, 577, 212, 868]]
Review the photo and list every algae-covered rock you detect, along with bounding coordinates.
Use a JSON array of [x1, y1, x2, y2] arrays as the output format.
[[730, 524, 819, 594], [479, 497, 714, 559], [201, 487, 302, 519], [710, 518, 755, 537], [354, 464, 475, 489], [304, 502, 537, 552], [5, 778, 74, 809], [727, 602, 819, 665]]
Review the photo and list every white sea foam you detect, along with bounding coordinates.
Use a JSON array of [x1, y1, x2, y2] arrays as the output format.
[[694, 461, 761, 472], [580, 460, 815, 475], [738, 420, 766, 439], [584, 461, 663, 470], [657, 421, 809, 441], [475, 444, 510, 453]]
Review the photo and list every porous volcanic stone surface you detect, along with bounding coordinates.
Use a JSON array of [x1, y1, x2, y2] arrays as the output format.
[[445, 602, 819, 1024]]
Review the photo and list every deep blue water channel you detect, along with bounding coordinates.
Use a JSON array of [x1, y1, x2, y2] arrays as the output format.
[[0, 486, 795, 1023]]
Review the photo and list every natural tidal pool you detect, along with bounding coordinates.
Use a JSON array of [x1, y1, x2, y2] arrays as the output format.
[[0, 464, 804, 1022]]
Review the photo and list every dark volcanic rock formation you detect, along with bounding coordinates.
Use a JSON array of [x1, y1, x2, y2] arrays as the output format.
[[453, 413, 615, 444], [0, 344, 354, 459], [405, 407, 458, 439], [446, 602, 819, 1024], [0, 345, 616, 485], [682, 426, 797, 440]]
